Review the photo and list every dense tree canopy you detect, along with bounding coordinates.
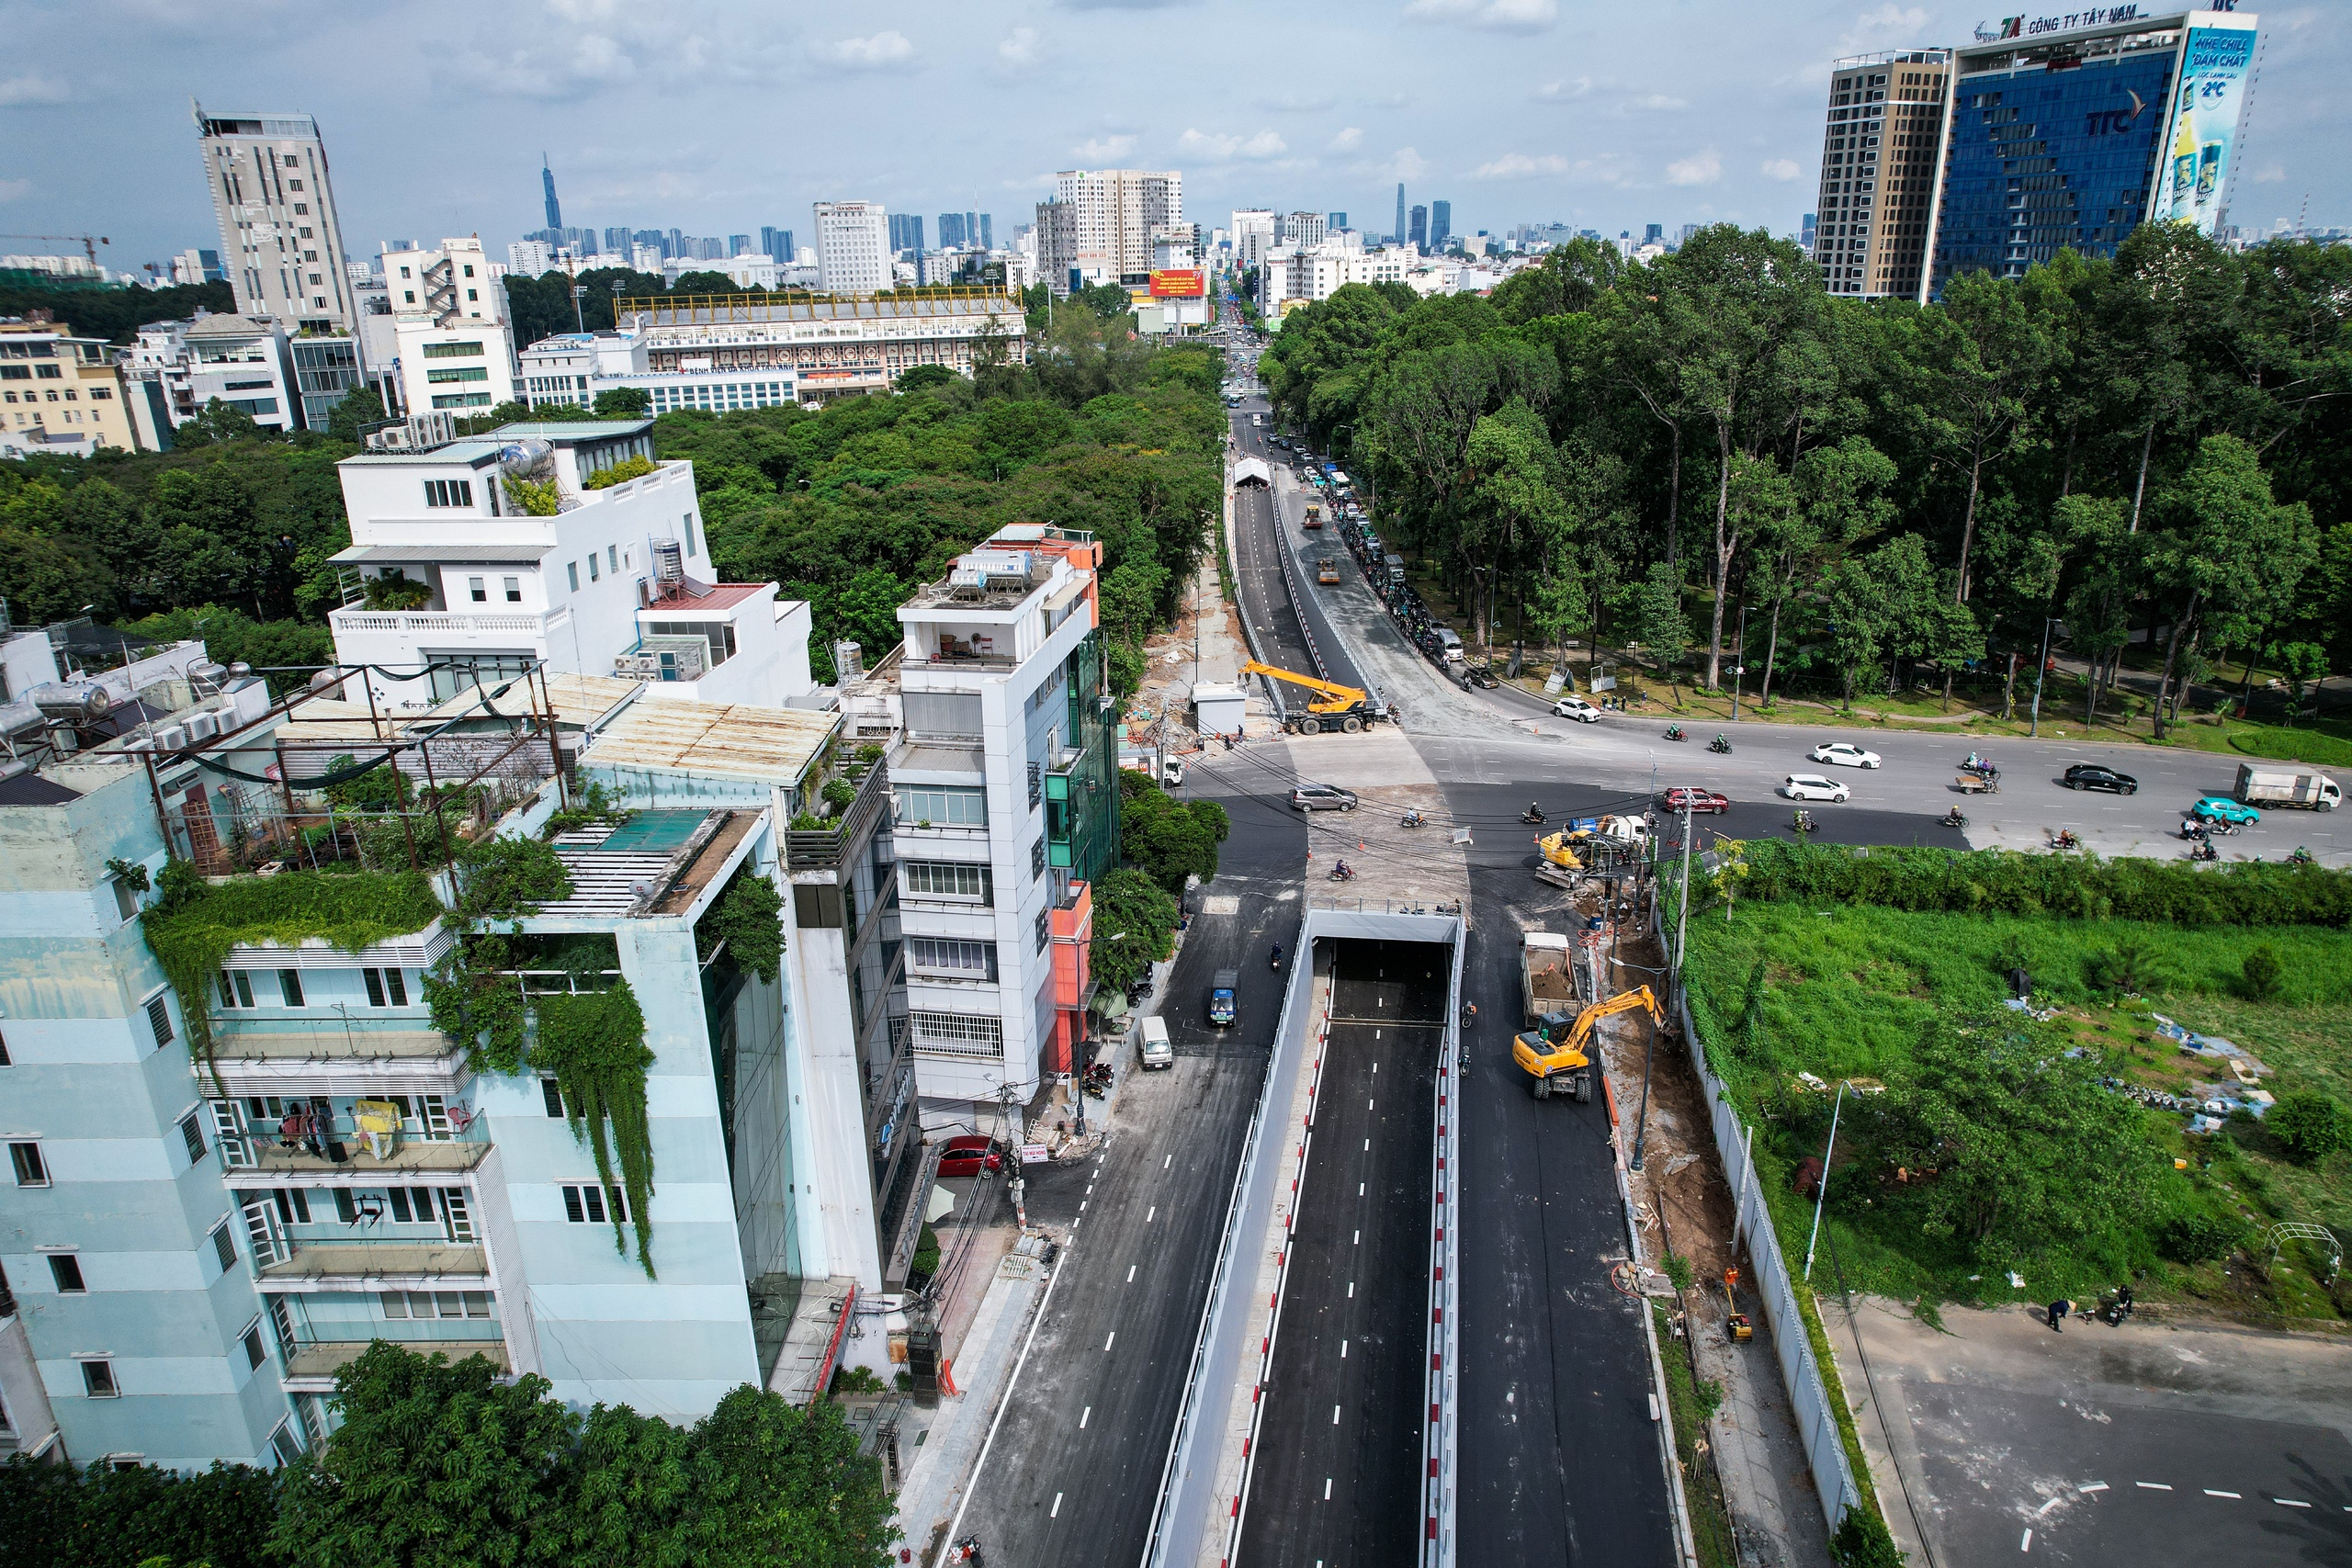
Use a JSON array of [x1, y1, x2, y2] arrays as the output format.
[[1263, 225, 2352, 709]]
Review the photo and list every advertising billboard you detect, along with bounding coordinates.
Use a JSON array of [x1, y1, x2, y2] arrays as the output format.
[[2148, 21, 2256, 235], [1149, 268, 1206, 299]]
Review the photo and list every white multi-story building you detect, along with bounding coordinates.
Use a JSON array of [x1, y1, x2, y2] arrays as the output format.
[[1047, 170, 1182, 288], [381, 238, 517, 420], [812, 202, 890, 295], [1228, 209, 1277, 272], [192, 105, 355, 337], [507, 240, 553, 278], [888, 525, 1117, 1134], [117, 312, 299, 444], [324, 415, 812, 711], [517, 330, 800, 417]]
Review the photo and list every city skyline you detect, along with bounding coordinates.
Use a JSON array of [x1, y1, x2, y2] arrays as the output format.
[[5, 2, 2343, 275]]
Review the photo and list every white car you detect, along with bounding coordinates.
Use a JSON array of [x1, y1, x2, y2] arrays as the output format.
[[1781, 773, 1851, 802], [1808, 741, 1883, 770], [1552, 696, 1602, 723]]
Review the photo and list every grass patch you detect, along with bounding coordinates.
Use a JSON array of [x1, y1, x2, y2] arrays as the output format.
[[1688, 900, 2352, 1319], [1653, 1302, 1739, 1568]]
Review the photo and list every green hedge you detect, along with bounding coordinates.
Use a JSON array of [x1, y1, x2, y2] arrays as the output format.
[[1736, 841, 2352, 929]]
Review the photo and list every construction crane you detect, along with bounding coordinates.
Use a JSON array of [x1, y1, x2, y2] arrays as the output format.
[[1238, 657, 1386, 736], [1512, 984, 1664, 1103], [0, 233, 111, 272]]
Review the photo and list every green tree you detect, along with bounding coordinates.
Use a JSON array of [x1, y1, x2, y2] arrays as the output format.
[[2145, 435, 2312, 737], [1630, 559, 1690, 701], [1118, 770, 1229, 895], [2268, 1091, 2352, 1166], [2275, 641, 2329, 725], [170, 397, 270, 450], [325, 383, 389, 443], [1090, 867, 1179, 990], [594, 386, 652, 416]]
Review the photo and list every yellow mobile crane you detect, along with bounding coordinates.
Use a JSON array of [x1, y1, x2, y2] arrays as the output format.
[[1239, 658, 1388, 736], [1513, 985, 1664, 1102]]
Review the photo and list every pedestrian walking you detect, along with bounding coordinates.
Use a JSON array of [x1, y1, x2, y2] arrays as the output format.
[[2046, 1298, 2072, 1332]]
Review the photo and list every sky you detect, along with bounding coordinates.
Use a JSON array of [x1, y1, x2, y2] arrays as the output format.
[[0, 0, 2343, 276]]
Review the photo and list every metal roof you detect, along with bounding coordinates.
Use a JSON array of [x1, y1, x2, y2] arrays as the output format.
[[582, 699, 837, 785]]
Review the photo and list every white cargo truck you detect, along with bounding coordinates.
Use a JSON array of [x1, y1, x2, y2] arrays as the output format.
[[2236, 763, 2341, 811]]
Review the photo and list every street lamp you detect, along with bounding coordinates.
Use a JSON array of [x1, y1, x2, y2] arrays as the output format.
[[2028, 615, 2059, 738], [571, 285, 588, 334], [1634, 800, 1694, 1173], [1803, 1079, 1860, 1280]]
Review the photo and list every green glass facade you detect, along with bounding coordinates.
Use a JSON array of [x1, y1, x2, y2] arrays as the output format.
[[1045, 630, 1119, 885]]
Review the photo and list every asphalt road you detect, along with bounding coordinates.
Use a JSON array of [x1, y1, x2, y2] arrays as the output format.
[[1240, 939, 1445, 1568], [1444, 783, 1680, 1568], [1232, 478, 1323, 690], [952, 790, 1301, 1568]]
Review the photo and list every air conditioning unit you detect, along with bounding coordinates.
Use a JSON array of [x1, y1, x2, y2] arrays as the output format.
[[182, 711, 220, 741], [613, 637, 707, 684]]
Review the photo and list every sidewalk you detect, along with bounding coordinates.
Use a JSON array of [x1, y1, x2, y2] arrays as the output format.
[[889, 1231, 1057, 1564]]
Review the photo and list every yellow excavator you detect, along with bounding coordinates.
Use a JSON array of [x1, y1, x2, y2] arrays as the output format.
[[1513, 985, 1664, 1102], [1534, 815, 1649, 887], [1239, 658, 1388, 736]]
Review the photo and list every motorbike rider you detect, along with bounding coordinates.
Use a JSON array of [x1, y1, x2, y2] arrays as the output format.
[[1270, 942, 1283, 970]]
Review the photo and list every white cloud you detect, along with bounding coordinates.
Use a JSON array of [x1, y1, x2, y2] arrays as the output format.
[[0, 74, 71, 107], [1626, 93, 1686, 112], [1404, 0, 1556, 31], [1761, 157, 1802, 182], [1060, 0, 1193, 8], [1176, 127, 1287, 161], [1838, 3, 1928, 52], [1073, 134, 1138, 161], [1533, 78, 1592, 102], [1470, 152, 1569, 179], [1329, 127, 1364, 152], [458, 33, 639, 99], [1384, 146, 1430, 181], [2254, 163, 2287, 183], [997, 27, 1042, 67], [1667, 149, 1723, 186], [814, 30, 914, 69], [0, 178, 30, 202]]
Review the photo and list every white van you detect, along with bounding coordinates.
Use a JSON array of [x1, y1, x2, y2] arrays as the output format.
[[1138, 1015, 1174, 1070], [1434, 627, 1464, 663]]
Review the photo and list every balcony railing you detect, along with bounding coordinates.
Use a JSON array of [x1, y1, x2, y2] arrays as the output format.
[[785, 761, 890, 872], [258, 1239, 490, 1285], [330, 605, 571, 637]]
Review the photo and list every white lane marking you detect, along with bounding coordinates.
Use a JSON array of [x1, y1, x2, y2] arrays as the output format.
[[1127, 1265, 1136, 1283], [1080, 1201, 1087, 1212], [1360, 1182, 1365, 1196], [1051, 1492, 1063, 1518], [1080, 1407, 1090, 1429], [1105, 1331, 1116, 1352], [1372, 1063, 1378, 1074], [2137, 1482, 2172, 1490], [1164, 1154, 1172, 1169], [1363, 1139, 1371, 1151], [1349, 1280, 1355, 1298], [1353, 1229, 1360, 1245], [2020, 1529, 2032, 1551], [2278, 1498, 2312, 1508], [1147, 1206, 1156, 1222], [2206, 1490, 2240, 1498], [1340, 1339, 1349, 1359], [2035, 1497, 2063, 1517], [2079, 1483, 2109, 1493], [1368, 1098, 1375, 1111], [1325, 1479, 1332, 1501], [1333, 1404, 1341, 1425]]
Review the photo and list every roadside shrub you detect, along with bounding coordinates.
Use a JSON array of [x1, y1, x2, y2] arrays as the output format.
[[1828, 1507, 1904, 1568], [2086, 938, 2167, 998], [2269, 1092, 2352, 1166], [2158, 1211, 2246, 1264], [2241, 944, 2282, 999]]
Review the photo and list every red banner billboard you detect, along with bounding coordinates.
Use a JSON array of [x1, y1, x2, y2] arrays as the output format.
[[1149, 269, 1205, 298]]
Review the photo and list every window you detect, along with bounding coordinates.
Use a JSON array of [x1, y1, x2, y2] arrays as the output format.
[[10, 1143, 45, 1186], [469, 576, 487, 603], [588, 554, 600, 582], [1035, 907, 1051, 954], [380, 1289, 491, 1318], [910, 937, 996, 981], [426, 367, 489, 384], [424, 479, 474, 508], [277, 970, 304, 1007], [145, 993, 174, 1049], [1030, 837, 1046, 881], [49, 1255, 85, 1292], [903, 861, 991, 903], [0, 1028, 9, 1066], [606, 545, 618, 574], [272, 1187, 311, 1224], [562, 1183, 628, 1224], [211, 1220, 237, 1272], [421, 340, 484, 359], [243, 1323, 266, 1371], [684, 513, 698, 557], [180, 1111, 207, 1167], [540, 1078, 569, 1117], [909, 1010, 1004, 1055], [362, 968, 409, 1008], [1027, 761, 1043, 810], [270, 1422, 301, 1468], [112, 876, 140, 921], [899, 787, 987, 828], [81, 1359, 118, 1397], [218, 970, 256, 1010], [503, 576, 522, 603], [567, 561, 580, 592]]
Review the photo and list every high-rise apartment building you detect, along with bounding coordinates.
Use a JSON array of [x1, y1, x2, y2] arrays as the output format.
[[1050, 170, 1182, 286], [760, 226, 795, 265], [1408, 205, 1429, 250], [729, 234, 753, 257], [1329, 211, 1348, 232], [541, 156, 562, 232], [1394, 185, 1408, 247], [1430, 200, 1453, 253], [978, 213, 994, 251], [1228, 210, 1277, 273], [812, 202, 891, 295], [604, 226, 631, 254], [1813, 51, 1953, 299], [936, 213, 967, 250], [1283, 211, 1327, 250], [889, 214, 925, 254], [192, 104, 356, 338], [1817, 9, 2259, 302]]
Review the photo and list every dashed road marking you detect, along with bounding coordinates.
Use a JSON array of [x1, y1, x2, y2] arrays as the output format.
[[1146, 1206, 1156, 1223], [2020, 1529, 2032, 1551], [1079, 1407, 1090, 1429], [1363, 1139, 1370, 1151], [2278, 1498, 2312, 1508], [1340, 1339, 1349, 1359], [1324, 1478, 1332, 1501], [2079, 1483, 2109, 1493], [1164, 1154, 1172, 1169], [2034, 1497, 2063, 1517], [1332, 1404, 1341, 1425], [2137, 1483, 2172, 1491], [1105, 1331, 1116, 1352], [2206, 1490, 2240, 1499], [1127, 1265, 1136, 1283], [1051, 1492, 1063, 1518], [1353, 1229, 1360, 1245], [1349, 1280, 1355, 1298]]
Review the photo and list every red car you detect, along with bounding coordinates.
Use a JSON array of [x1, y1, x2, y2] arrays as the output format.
[[934, 1135, 1004, 1179], [1659, 787, 1731, 816]]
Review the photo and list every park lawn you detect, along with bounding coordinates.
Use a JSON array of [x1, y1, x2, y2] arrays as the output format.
[[1685, 901, 2352, 1321]]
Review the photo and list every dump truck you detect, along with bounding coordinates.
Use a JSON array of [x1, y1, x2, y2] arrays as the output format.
[[1240, 658, 1388, 736], [2235, 763, 2341, 811], [1521, 931, 1577, 1023], [1513, 986, 1664, 1102]]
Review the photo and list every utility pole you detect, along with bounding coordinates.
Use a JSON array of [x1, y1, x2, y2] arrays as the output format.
[[571, 285, 588, 334], [1634, 801, 1692, 1173], [1804, 1080, 1854, 1280], [2029, 616, 2055, 738], [1729, 601, 1747, 722]]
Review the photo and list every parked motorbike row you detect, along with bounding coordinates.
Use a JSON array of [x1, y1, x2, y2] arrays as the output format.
[[1329, 504, 1460, 670]]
